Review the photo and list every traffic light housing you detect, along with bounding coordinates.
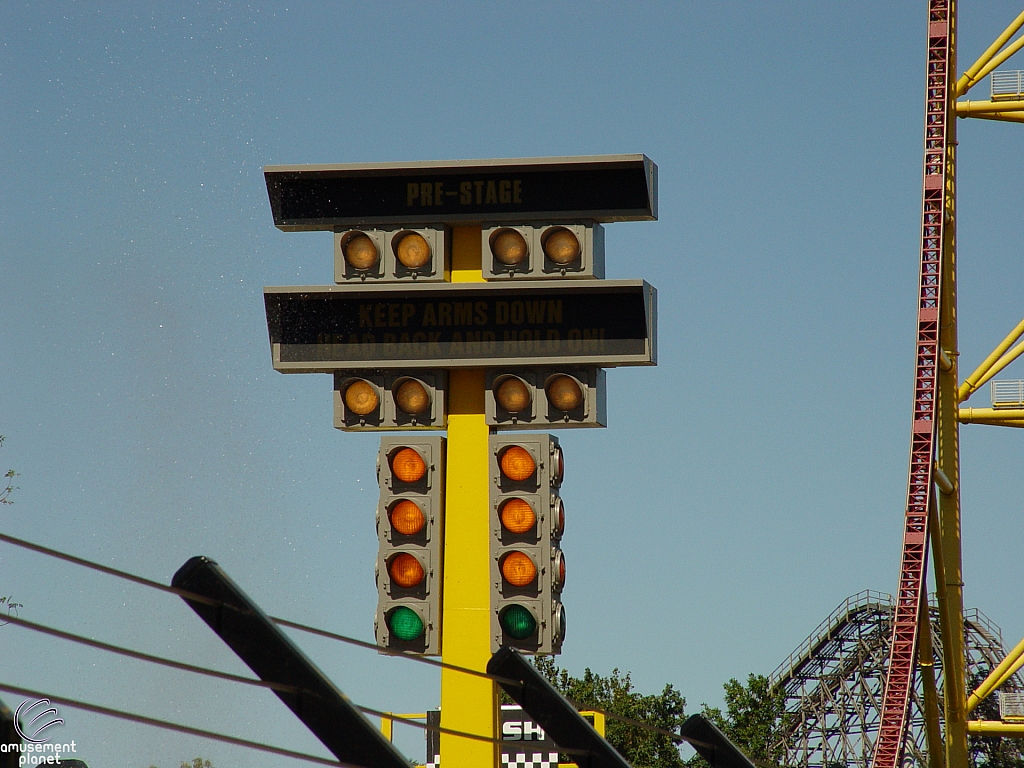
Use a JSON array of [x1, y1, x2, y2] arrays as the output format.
[[486, 367, 606, 429], [489, 434, 565, 654], [376, 436, 445, 655], [483, 222, 605, 280], [334, 370, 447, 430], [335, 226, 449, 282]]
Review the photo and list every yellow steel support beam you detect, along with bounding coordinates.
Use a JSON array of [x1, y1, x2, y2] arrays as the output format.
[[961, 110, 1024, 123], [956, 9, 1024, 96], [967, 635, 1024, 713], [958, 317, 1024, 402], [937, 35, 969, 760], [919, 583, 945, 768], [959, 407, 1024, 422], [439, 225, 499, 768], [967, 722, 1024, 737], [967, 339, 1024, 395], [957, 98, 1024, 113]]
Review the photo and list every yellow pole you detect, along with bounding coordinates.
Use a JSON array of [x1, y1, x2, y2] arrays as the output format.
[[956, 32, 1024, 98], [967, 722, 1024, 737], [965, 338, 1024, 393], [937, 20, 969, 762], [439, 225, 499, 768], [960, 111, 1024, 123], [956, 8, 1024, 95], [957, 317, 1024, 401], [967, 635, 1024, 713], [918, 587, 945, 768], [957, 98, 1024, 113], [959, 408, 1024, 422]]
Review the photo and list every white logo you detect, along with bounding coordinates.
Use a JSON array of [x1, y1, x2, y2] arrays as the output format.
[[14, 699, 64, 744]]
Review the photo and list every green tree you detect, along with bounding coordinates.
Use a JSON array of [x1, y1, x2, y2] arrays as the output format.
[[531, 656, 687, 768], [145, 759, 213, 768], [689, 674, 789, 768]]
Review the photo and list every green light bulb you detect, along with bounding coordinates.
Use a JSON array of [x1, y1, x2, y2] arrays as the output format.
[[500, 604, 537, 640], [388, 606, 424, 641]]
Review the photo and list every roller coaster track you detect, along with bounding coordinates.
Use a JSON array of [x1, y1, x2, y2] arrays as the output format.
[[873, 4, 959, 768], [769, 592, 1023, 768]]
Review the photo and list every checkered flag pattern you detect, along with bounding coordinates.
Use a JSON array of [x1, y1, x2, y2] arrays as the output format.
[[501, 751, 560, 768]]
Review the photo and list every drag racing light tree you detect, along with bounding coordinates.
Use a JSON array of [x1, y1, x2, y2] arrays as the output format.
[[376, 436, 446, 655], [489, 434, 565, 655]]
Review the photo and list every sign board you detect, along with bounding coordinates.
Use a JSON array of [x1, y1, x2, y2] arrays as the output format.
[[500, 704, 560, 768], [264, 154, 657, 229], [1000, 691, 1024, 720], [265, 280, 656, 371]]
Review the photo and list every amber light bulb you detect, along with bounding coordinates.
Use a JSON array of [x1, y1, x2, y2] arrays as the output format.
[[391, 448, 427, 483], [501, 551, 537, 587], [546, 375, 583, 411], [390, 500, 425, 535], [389, 553, 425, 588], [492, 229, 528, 266], [500, 446, 536, 481], [344, 380, 379, 415], [395, 380, 430, 415], [500, 498, 536, 534], [496, 377, 531, 413], [543, 228, 580, 265], [344, 233, 379, 270], [396, 232, 431, 268]]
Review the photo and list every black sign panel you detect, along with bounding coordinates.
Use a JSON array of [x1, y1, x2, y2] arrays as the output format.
[[264, 155, 657, 229], [265, 280, 656, 371]]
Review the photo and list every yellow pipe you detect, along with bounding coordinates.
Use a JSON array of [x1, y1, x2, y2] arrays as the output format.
[[959, 408, 1024, 421], [967, 635, 1024, 713], [969, 338, 1024, 393], [958, 317, 1024, 401], [957, 9, 1024, 95], [967, 721, 1024, 736], [962, 110, 1024, 123], [960, 33, 1024, 96], [918, 589, 944, 768], [957, 98, 1024, 113]]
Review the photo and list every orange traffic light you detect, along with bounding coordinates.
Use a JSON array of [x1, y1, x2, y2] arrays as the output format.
[[545, 375, 583, 411], [500, 498, 537, 534], [500, 551, 537, 587], [391, 447, 427, 483], [389, 553, 425, 588], [395, 379, 430, 415], [500, 446, 536, 481], [343, 232, 380, 270], [344, 379, 380, 416], [542, 227, 581, 265], [395, 232, 431, 268], [390, 500, 426, 536], [491, 229, 529, 266]]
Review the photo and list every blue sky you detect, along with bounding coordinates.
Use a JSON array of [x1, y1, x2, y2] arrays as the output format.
[[2, 2, 1023, 766]]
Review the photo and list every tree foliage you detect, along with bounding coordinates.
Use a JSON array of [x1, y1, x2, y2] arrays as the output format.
[[688, 674, 789, 768], [531, 656, 687, 768]]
